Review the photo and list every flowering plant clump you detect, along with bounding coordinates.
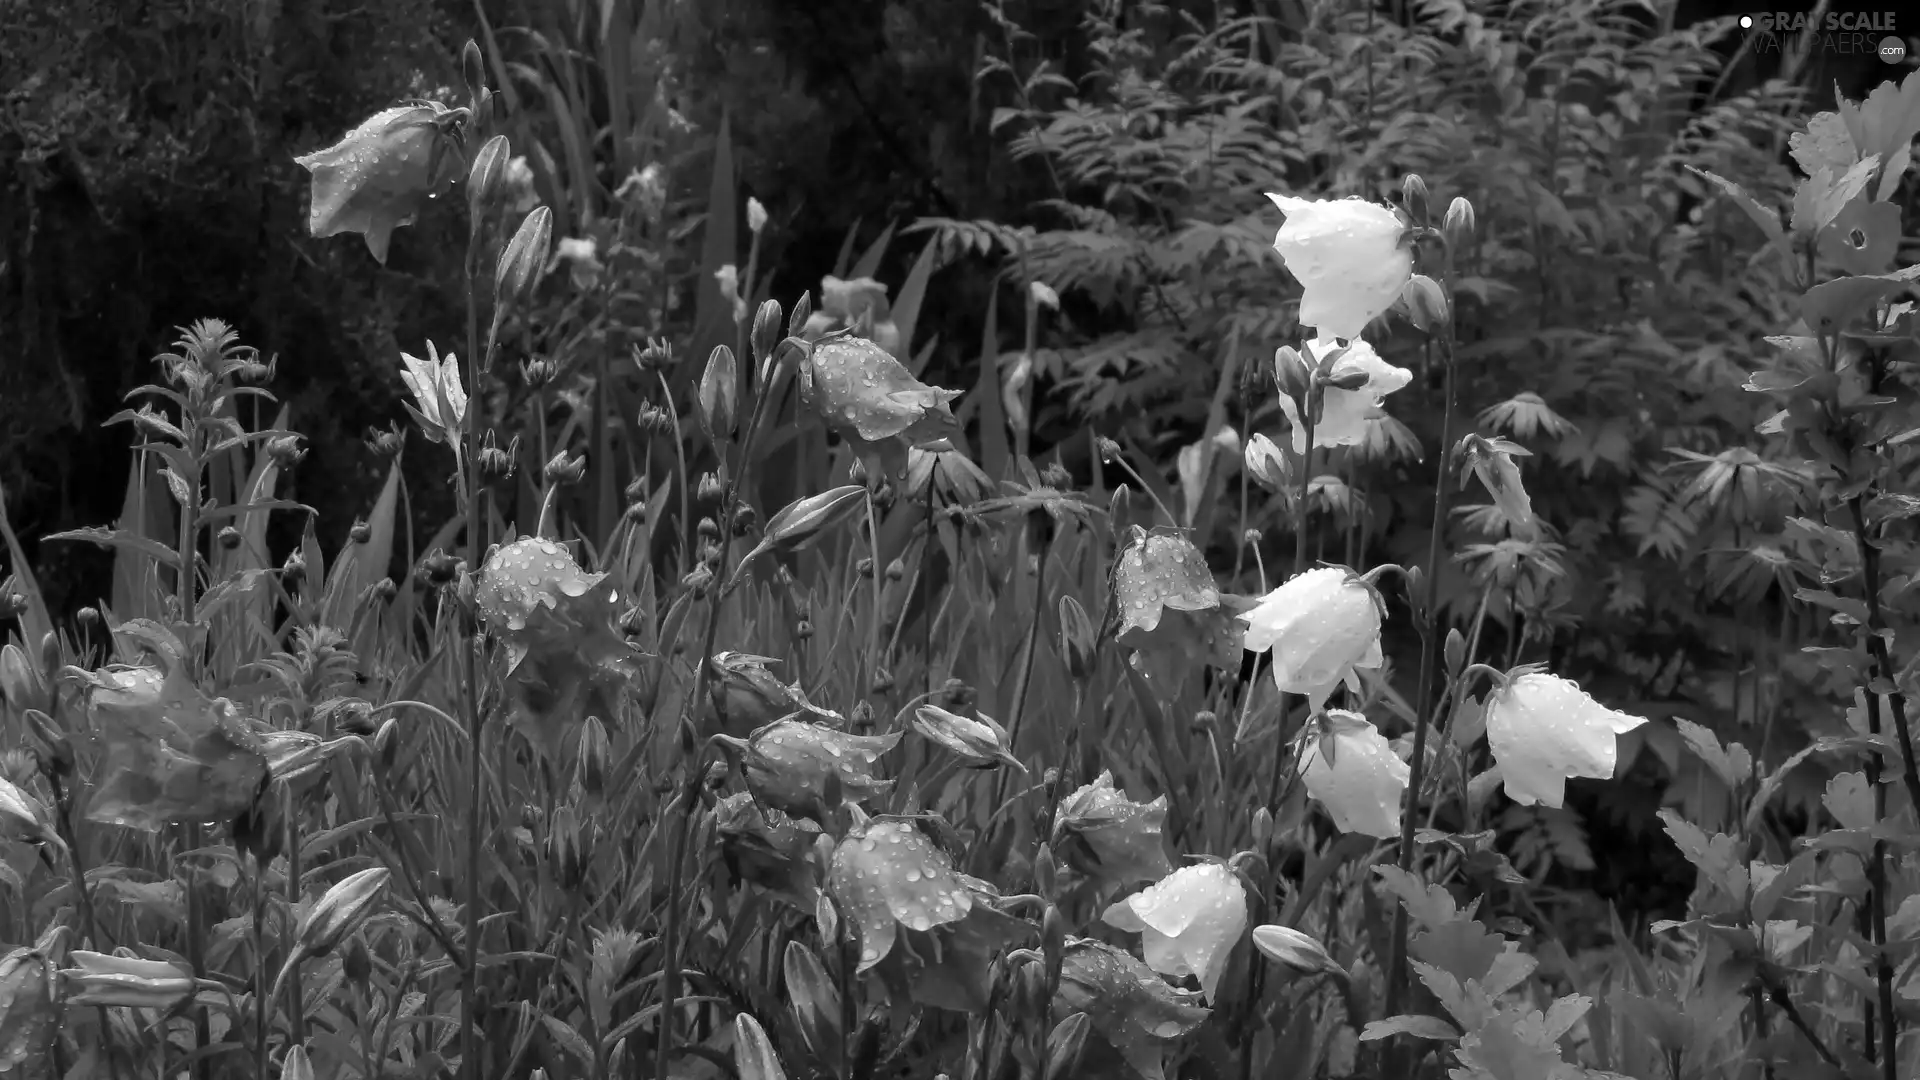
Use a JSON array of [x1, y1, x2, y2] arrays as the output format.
[[5, 29, 1918, 1080]]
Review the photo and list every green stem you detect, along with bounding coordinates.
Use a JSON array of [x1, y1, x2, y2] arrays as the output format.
[[654, 319, 790, 1079], [865, 483, 886, 694], [176, 398, 210, 1080], [459, 206, 488, 1080], [1385, 321, 1458, 1032]]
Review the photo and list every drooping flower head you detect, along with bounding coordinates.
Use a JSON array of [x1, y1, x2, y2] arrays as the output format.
[[1484, 671, 1647, 808], [1051, 770, 1173, 889], [1238, 566, 1384, 711], [1265, 193, 1413, 343], [707, 652, 843, 735], [1101, 862, 1249, 1001], [1109, 527, 1251, 688], [68, 631, 268, 832], [1296, 710, 1410, 839], [1054, 938, 1210, 1080], [828, 819, 974, 972], [719, 719, 900, 822], [295, 101, 469, 264], [1275, 338, 1413, 454], [799, 335, 962, 481], [474, 537, 646, 757]]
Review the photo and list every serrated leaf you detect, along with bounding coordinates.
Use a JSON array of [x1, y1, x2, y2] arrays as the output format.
[[1799, 274, 1911, 335], [1673, 718, 1752, 790], [1824, 771, 1875, 830], [1657, 809, 1746, 898], [1789, 156, 1878, 235]]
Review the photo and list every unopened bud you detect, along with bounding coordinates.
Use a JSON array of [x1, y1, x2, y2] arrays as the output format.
[[1033, 843, 1057, 898], [461, 39, 487, 102], [317, 697, 377, 738], [1108, 484, 1130, 531], [576, 715, 611, 798], [495, 205, 553, 316], [1251, 923, 1340, 976], [22, 710, 72, 780], [697, 516, 720, 541], [1442, 196, 1476, 252], [1273, 345, 1312, 400], [266, 434, 306, 467], [1046, 1014, 1092, 1079], [217, 526, 242, 550], [732, 505, 758, 535], [1402, 173, 1430, 227], [519, 355, 556, 389], [543, 450, 586, 486], [787, 291, 815, 339], [547, 806, 587, 890], [1056, 596, 1096, 679], [419, 549, 460, 587], [795, 619, 814, 640], [633, 337, 673, 372], [350, 518, 372, 544], [76, 606, 100, 629], [1252, 806, 1273, 851], [1244, 433, 1289, 494], [58, 951, 195, 1009], [696, 473, 725, 506], [870, 669, 894, 695], [283, 1045, 317, 1080], [698, 345, 738, 441], [478, 445, 515, 481], [847, 458, 869, 486], [1444, 627, 1467, 674], [341, 934, 373, 985], [365, 423, 406, 459], [468, 134, 511, 216], [751, 299, 783, 374], [885, 558, 906, 581], [373, 718, 401, 772], [1402, 274, 1450, 334], [282, 551, 307, 587]]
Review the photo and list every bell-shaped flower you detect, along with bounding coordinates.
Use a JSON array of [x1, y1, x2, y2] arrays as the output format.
[[57, 950, 196, 1009], [1110, 527, 1250, 689], [1265, 193, 1413, 343], [1051, 770, 1173, 889], [1053, 938, 1210, 1080], [799, 336, 962, 481], [1297, 710, 1410, 839], [866, 868, 1037, 1013], [1484, 672, 1647, 808], [1276, 338, 1413, 454], [708, 652, 843, 734], [295, 101, 467, 264], [68, 649, 268, 832], [714, 792, 821, 903], [0, 946, 55, 1070], [909, 704, 1023, 771], [1238, 566, 1383, 711], [1251, 924, 1341, 976], [475, 537, 646, 760], [828, 819, 975, 972], [720, 719, 900, 822], [1101, 863, 1248, 1001], [398, 342, 468, 466]]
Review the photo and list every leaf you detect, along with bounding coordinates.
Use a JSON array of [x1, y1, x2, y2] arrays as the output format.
[[1799, 274, 1912, 335], [1823, 771, 1875, 830], [0, 475, 54, 650], [43, 527, 184, 572], [1465, 1019, 1568, 1080], [1372, 865, 1463, 928], [1795, 588, 1872, 627], [322, 457, 402, 629], [1673, 718, 1753, 790], [1359, 1014, 1459, 1041], [1410, 918, 1505, 986], [1789, 156, 1878, 236], [1790, 112, 1858, 176], [732, 1015, 787, 1080], [537, 1014, 595, 1069], [1686, 166, 1793, 277], [1656, 809, 1746, 899]]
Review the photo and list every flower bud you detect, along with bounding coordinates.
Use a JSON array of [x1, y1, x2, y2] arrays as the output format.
[[373, 718, 402, 772], [478, 445, 515, 481], [283, 1045, 317, 1080], [542, 449, 586, 486], [698, 345, 738, 441], [847, 457, 868, 486], [217, 525, 242, 550], [1033, 842, 1058, 898], [1251, 806, 1273, 851], [1402, 173, 1430, 227], [1108, 484, 1130, 529], [1056, 595, 1096, 680], [576, 715, 611, 798], [633, 337, 674, 371], [1442, 196, 1476, 252], [746, 197, 769, 235], [350, 518, 372, 544], [461, 39, 487, 102], [22, 710, 72, 780], [365, 423, 406, 459], [751, 298, 783, 374], [1046, 1014, 1092, 1079], [733, 1014, 785, 1080], [296, 868, 391, 961], [547, 806, 587, 890], [784, 941, 844, 1072], [1402, 274, 1450, 334], [732, 505, 758, 534], [519, 356, 556, 389], [697, 472, 725, 506], [1444, 627, 1467, 675], [1251, 923, 1340, 976], [787, 290, 814, 339], [468, 134, 511, 216], [76, 606, 100, 630], [1243, 433, 1290, 494], [495, 204, 553, 315], [1272, 345, 1312, 401], [419, 549, 460, 587], [266, 434, 306, 467], [341, 933, 373, 984], [885, 558, 906, 581], [282, 550, 307, 588], [909, 704, 1021, 770], [58, 950, 195, 1009]]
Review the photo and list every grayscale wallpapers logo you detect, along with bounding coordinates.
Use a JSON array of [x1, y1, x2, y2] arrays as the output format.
[[1738, 11, 1907, 63]]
